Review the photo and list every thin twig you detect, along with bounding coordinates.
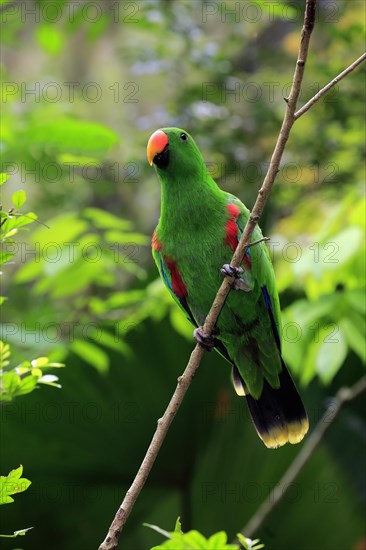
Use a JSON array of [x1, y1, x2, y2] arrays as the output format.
[[238, 376, 366, 540], [294, 52, 366, 119], [99, 2, 320, 548], [247, 236, 270, 248]]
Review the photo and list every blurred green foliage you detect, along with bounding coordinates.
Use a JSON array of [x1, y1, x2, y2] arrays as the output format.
[[145, 516, 264, 550], [0, 178, 63, 539], [1, 178, 64, 400], [1, 1, 365, 549], [0, 342, 64, 401], [0, 465, 32, 539], [278, 189, 366, 384]]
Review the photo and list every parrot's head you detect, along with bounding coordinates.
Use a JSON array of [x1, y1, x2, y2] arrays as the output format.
[[147, 127, 207, 183]]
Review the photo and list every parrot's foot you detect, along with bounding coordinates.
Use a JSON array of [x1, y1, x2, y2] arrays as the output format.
[[221, 264, 243, 279], [193, 327, 216, 352], [220, 264, 251, 292]]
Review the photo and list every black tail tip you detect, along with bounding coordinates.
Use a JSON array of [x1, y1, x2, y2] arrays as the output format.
[[243, 363, 309, 449]]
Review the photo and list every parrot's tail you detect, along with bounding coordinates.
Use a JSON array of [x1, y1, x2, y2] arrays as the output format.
[[233, 361, 309, 449]]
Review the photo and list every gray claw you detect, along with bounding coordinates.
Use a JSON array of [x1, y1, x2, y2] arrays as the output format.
[[220, 264, 244, 279], [221, 264, 251, 292], [193, 327, 215, 352]]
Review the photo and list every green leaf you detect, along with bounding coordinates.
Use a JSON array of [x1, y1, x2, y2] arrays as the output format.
[[0, 465, 31, 505], [237, 534, 250, 550], [0, 349, 63, 401], [1, 372, 20, 400], [58, 153, 101, 166], [11, 189, 26, 209], [83, 207, 132, 231], [207, 531, 229, 548], [105, 290, 145, 309], [178, 530, 207, 548], [13, 375, 39, 397], [171, 530, 237, 550], [31, 356, 49, 368], [26, 212, 87, 248], [20, 119, 119, 158], [2, 227, 18, 239], [104, 230, 149, 245], [316, 327, 348, 384], [146, 522, 239, 549], [236, 534, 265, 550], [174, 517, 182, 534], [0, 341, 11, 362], [71, 339, 109, 373], [340, 317, 366, 363], [0, 212, 38, 232], [325, 226, 363, 267], [281, 296, 338, 377], [83, 207, 132, 230], [346, 289, 366, 315], [88, 329, 131, 357], [0, 173, 9, 185], [15, 258, 44, 283]]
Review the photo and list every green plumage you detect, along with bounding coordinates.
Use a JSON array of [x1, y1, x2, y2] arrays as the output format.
[[149, 127, 308, 448]]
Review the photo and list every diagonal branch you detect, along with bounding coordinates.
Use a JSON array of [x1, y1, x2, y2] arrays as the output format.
[[238, 376, 366, 540], [294, 52, 366, 120], [96, 2, 365, 548]]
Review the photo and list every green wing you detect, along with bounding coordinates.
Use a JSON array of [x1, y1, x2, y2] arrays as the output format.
[[152, 245, 198, 327], [226, 193, 283, 347]]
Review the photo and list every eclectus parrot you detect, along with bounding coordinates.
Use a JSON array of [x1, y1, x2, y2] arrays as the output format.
[[147, 128, 308, 449]]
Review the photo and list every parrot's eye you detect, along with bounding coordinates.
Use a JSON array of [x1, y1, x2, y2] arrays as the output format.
[[180, 133, 188, 141]]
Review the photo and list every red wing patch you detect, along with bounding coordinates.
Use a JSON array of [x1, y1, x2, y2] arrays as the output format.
[[225, 219, 239, 252], [165, 258, 187, 298], [152, 231, 187, 298], [225, 203, 252, 270], [225, 203, 240, 252], [152, 231, 162, 251], [227, 203, 241, 219]]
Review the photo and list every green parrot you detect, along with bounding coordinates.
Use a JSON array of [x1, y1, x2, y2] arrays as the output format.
[[147, 127, 308, 449]]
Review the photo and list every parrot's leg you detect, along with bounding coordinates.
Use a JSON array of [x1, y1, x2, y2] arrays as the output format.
[[220, 264, 251, 292], [193, 327, 218, 351]]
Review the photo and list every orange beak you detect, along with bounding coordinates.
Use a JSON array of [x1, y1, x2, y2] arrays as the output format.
[[147, 129, 169, 166]]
